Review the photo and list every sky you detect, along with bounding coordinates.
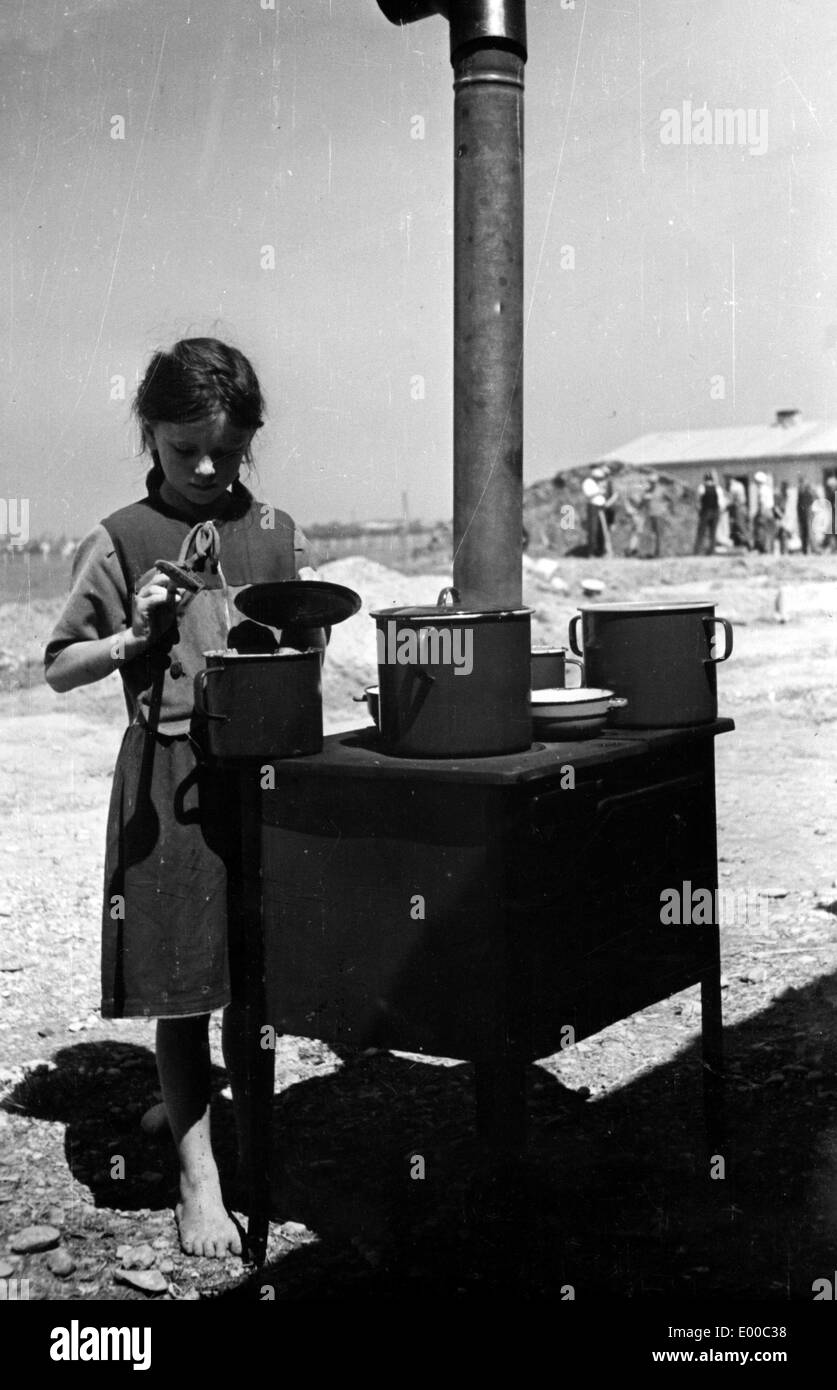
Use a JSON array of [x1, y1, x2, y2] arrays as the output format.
[[1, 0, 836, 536]]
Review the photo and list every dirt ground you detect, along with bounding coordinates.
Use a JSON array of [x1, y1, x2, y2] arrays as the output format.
[[1, 552, 836, 1301]]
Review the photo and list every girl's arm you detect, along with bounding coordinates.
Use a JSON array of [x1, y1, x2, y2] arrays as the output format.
[[46, 569, 178, 693], [45, 630, 150, 692]]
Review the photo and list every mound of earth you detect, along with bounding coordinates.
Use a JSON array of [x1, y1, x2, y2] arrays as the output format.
[[524, 463, 698, 557], [316, 556, 453, 727]]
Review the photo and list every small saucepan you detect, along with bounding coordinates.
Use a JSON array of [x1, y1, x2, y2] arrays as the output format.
[[193, 648, 323, 763], [530, 645, 584, 690], [353, 684, 380, 729]]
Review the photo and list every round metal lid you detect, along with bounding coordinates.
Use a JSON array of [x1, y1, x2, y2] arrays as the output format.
[[371, 583, 531, 622], [370, 604, 532, 621], [234, 580, 362, 629], [576, 599, 715, 614]]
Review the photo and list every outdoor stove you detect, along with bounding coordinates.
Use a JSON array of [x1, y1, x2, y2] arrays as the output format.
[[232, 2, 732, 1265]]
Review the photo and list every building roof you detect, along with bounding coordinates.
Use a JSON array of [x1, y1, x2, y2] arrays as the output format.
[[598, 417, 837, 468]]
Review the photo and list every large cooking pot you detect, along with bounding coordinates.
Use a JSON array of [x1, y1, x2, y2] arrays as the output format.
[[193, 649, 323, 763], [568, 600, 733, 728], [370, 587, 532, 757]]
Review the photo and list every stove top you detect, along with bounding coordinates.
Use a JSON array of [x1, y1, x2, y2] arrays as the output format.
[[267, 718, 735, 785]]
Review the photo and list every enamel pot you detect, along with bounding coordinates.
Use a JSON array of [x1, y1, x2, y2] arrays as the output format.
[[568, 600, 733, 728], [370, 587, 532, 758], [193, 649, 323, 763]]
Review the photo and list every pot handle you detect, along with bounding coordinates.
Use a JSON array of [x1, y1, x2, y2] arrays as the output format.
[[435, 586, 460, 609], [399, 664, 436, 734], [193, 668, 230, 723], [568, 613, 584, 657], [704, 617, 734, 663], [607, 696, 628, 710]]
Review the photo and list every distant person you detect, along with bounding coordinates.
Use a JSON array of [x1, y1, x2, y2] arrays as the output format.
[[694, 472, 720, 555], [596, 469, 615, 557], [716, 476, 729, 542], [623, 489, 645, 557], [774, 481, 792, 555], [601, 467, 617, 535], [643, 474, 666, 558], [824, 473, 837, 553], [583, 468, 611, 557], [752, 471, 775, 554], [726, 476, 750, 550], [582, 474, 600, 555], [796, 476, 815, 554]]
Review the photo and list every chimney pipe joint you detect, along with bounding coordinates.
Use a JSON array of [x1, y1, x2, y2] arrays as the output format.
[[377, 1, 527, 61]]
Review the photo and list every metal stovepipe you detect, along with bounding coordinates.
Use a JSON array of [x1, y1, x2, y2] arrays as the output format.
[[377, 1, 528, 611]]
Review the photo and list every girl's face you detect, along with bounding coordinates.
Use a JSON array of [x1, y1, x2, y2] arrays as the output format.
[[148, 414, 254, 511]]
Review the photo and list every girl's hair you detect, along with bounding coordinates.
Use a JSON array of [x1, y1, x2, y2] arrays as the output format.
[[132, 338, 266, 495]]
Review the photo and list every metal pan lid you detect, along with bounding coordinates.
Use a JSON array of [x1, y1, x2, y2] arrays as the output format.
[[371, 583, 530, 622], [202, 648, 316, 661], [234, 579, 361, 628], [576, 599, 715, 614], [370, 604, 532, 621]]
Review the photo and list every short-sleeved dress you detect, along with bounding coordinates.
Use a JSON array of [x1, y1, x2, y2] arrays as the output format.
[[44, 480, 323, 1019]]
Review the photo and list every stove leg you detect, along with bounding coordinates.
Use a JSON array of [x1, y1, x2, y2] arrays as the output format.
[[238, 769, 272, 1268], [700, 965, 725, 1156], [474, 1056, 527, 1153], [244, 1017, 274, 1268]]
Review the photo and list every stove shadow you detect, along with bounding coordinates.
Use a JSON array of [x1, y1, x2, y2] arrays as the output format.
[[4, 971, 835, 1301], [224, 971, 837, 1300]]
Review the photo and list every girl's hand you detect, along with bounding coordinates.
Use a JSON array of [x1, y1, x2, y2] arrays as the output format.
[[132, 568, 180, 644]]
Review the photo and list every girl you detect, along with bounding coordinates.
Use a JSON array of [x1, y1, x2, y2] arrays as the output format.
[[44, 338, 325, 1258]]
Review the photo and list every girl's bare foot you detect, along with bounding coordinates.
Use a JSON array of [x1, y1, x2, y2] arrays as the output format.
[[175, 1174, 242, 1258]]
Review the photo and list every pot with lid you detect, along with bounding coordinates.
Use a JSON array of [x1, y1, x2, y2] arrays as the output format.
[[192, 578, 362, 764], [370, 586, 532, 757], [568, 600, 733, 728], [194, 649, 324, 764]]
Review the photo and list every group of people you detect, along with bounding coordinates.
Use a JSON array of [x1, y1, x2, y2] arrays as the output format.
[[583, 466, 668, 559], [582, 463, 837, 559], [694, 470, 835, 556]]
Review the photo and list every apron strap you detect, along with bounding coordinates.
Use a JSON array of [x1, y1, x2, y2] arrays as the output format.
[[177, 521, 233, 636]]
